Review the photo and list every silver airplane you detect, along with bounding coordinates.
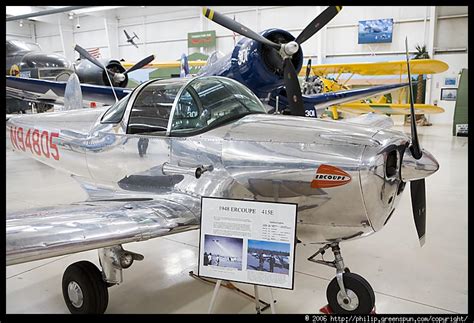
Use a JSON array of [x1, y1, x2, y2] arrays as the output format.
[[6, 61, 439, 314]]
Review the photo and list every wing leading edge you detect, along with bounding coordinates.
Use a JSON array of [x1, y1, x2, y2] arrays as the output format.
[[334, 102, 445, 115], [304, 59, 449, 76]]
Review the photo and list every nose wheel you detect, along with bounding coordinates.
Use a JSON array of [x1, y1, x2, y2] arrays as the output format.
[[308, 242, 376, 314], [62, 261, 109, 314], [327, 272, 375, 314]]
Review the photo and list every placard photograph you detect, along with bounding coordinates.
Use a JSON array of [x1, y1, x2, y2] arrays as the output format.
[[203, 234, 243, 270], [247, 239, 290, 275]]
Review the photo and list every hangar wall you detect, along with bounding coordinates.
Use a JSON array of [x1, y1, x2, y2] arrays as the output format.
[[11, 6, 468, 125]]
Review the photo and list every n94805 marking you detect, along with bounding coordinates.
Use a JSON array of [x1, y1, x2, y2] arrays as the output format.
[[9, 126, 60, 160]]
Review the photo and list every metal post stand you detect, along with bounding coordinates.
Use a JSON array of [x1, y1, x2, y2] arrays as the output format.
[[268, 288, 276, 314], [254, 285, 261, 314], [190, 271, 274, 313], [208, 279, 222, 313]]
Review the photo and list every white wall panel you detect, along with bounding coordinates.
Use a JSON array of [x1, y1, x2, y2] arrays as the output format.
[[36, 35, 63, 54], [437, 6, 468, 16], [145, 18, 198, 41], [435, 18, 468, 50], [6, 21, 34, 41], [428, 53, 468, 125]]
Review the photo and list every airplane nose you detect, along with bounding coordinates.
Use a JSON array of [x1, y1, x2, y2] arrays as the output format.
[[401, 148, 439, 181]]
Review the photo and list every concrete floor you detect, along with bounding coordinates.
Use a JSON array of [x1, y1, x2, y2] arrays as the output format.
[[6, 124, 468, 314]]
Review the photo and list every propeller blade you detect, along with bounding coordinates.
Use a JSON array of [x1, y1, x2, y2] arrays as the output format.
[[202, 7, 281, 50], [410, 179, 426, 246], [405, 37, 423, 159], [295, 6, 342, 45], [283, 58, 305, 116], [74, 44, 105, 71], [124, 54, 155, 75], [305, 58, 312, 82]]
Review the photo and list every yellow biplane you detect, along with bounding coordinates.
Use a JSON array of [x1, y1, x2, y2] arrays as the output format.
[[299, 59, 449, 119], [121, 60, 207, 69]]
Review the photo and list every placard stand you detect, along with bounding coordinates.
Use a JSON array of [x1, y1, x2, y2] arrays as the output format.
[[208, 280, 276, 314], [189, 271, 276, 314]]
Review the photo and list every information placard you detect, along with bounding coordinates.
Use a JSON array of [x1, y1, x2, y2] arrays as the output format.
[[198, 197, 297, 290]]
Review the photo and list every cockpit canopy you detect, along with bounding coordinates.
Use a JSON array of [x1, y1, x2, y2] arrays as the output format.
[[101, 76, 267, 136]]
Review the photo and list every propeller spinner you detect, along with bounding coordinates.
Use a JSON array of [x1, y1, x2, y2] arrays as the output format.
[[202, 6, 342, 117]]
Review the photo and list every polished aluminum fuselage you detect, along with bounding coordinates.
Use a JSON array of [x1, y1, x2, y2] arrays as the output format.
[[7, 104, 414, 245]]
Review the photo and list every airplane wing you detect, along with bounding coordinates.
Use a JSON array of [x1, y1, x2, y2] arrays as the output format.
[[302, 59, 448, 76], [269, 82, 409, 113], [121, 60, 207, 69], [124, 29, 131, 40], [334, 102, 445, 115], [7, 193, 200, 265], [6, 76, 131, 107], [131, 40, 139, 48]]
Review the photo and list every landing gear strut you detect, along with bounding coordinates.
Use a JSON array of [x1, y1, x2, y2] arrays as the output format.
[[61, 245, 143, 314], [308, 242, 375, 314]]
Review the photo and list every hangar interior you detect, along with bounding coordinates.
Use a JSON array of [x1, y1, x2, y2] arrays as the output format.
[[6, 6, 468, 314]]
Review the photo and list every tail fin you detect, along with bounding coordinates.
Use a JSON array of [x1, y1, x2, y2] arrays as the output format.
[[63, 73, 83, 110], [180, 54, 190, 77]]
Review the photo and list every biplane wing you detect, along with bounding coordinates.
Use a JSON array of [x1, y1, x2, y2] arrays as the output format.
[[302, 59, 449, 76], [121, 60, 207, 69], [334, 102, 445, 115]]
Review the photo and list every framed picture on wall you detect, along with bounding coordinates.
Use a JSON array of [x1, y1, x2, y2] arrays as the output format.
[[358, 19, 393, 44], [441, 88, 457, 101], [444, 77, 457, 86]]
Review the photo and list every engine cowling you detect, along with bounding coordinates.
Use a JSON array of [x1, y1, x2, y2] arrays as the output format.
[[75, 58, 128, 88], [199, 28, 303, 98]]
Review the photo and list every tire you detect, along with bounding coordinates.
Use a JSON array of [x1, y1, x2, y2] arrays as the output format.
[[62, 261, 109, 314], [326, 272, 375, 314]]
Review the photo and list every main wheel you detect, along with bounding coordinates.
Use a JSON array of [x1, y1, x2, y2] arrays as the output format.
[[326, 272, 375, 314], [62, 261, 109, 314]]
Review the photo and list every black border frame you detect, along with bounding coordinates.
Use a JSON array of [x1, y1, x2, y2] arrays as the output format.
[[197, 196, 298, 291], [440, 87, 458, 101]]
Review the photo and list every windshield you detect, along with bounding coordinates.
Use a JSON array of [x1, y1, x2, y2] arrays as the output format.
[[101, 94, 130, 124], [127, 78, 187, 134], [170, 77, 266, 135]]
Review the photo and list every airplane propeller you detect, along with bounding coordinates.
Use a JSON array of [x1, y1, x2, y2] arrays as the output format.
[[405, 37, 426, 246], [202, 6, 342, 116], [74, 44, 154, 86]]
